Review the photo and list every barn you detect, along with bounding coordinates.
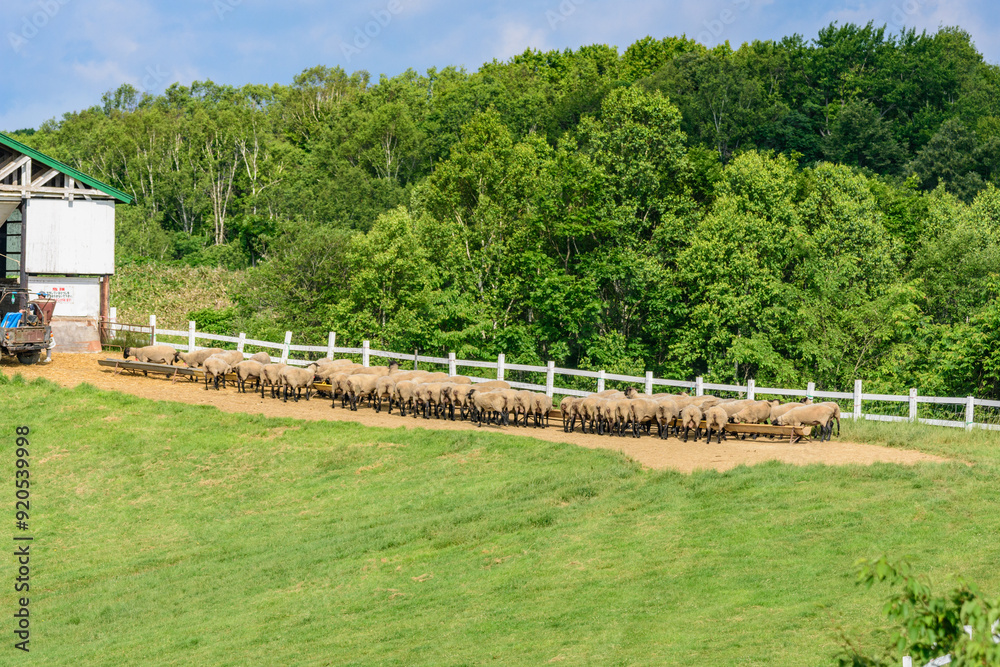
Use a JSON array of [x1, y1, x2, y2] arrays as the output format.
[[1, 132, 132, 352]]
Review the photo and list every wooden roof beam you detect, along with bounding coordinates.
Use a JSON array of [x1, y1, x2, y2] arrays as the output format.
[[0, 155, 30, 182]]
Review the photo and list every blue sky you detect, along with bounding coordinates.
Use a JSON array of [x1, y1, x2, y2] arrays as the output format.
[[2, 0, 998, 132]]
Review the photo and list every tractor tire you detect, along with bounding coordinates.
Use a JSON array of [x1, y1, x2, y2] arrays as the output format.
[[16, 350, 41, 365]]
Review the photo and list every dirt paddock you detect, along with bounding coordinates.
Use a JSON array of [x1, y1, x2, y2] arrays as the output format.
[[1, 353, 951, 473]]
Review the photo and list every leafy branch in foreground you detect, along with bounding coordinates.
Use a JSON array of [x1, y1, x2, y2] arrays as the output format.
[[836, 557, 1000, 666]]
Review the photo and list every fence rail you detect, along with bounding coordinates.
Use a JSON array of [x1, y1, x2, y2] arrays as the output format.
[[105, 315, 1000, 432]]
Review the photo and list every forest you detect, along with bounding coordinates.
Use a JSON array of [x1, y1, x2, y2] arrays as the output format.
[[9, 22, 1000, 397]]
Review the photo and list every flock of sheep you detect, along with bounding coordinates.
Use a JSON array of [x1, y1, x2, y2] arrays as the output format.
[[121, 345, 842, 443]]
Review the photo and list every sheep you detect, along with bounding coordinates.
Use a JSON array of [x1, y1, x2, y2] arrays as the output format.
[[777, 404, 839, 443], [704, 406, 729, 444], [446, 375, 473, 385], [559, 397, 582, 433], [249, 352, 272, 365], [816, 402, 842, 438], [624, 388, 687, 400], [411, 383, 444, 419], [209, 350, 244, 367], [176, 347, 225, 368], [597, 397, 628, 436], [393, 381, 420, 417], [717, 399, 756, 418], [596, 389, 626, 399], [374, 376, 397, 413], [680, 405, 703, 442], [233, 360, 264, 393], [447, 384, 477, 421], [326, 372, 356, 408], [731, 401, 779, 425], [437, 383, 467, 420], [626, 398, 659, 438], [279, 366, 315, 402], [346, 373, 380, 411], [769, 402, 803, 424], [472, 390, 509, 427], [690, 395, 721, 409], [511, 390, 536, 427], [653, 399, 679, 439], [122, 344, 178, 376], [471, 380, 510, 391], [578, 395, 603, 434], [528, 393, 553, 428], [260, 363, 288, 399], [203, 356, 231, 391], [389, 371, 430, 382]]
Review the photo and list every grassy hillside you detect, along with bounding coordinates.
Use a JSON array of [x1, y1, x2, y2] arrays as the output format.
[[2, 375, 998, 665], [112, 263, 240, 329]]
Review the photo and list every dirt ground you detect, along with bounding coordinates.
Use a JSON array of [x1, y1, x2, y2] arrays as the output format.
[[1, 353, 952, 473]]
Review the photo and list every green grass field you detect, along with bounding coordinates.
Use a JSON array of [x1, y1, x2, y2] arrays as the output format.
[[2, 374, 998, 665]]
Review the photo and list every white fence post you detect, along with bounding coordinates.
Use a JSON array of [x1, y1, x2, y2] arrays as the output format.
[[807, 382, 815, 401], [109, 306, 117, 339], [449, 352, 457, 377], [645, 371, 653, 395], [237, 332, 246, 355], [909, 388, 918, 422], [597, 370, 606, 393], [966, 396, 975, 431], [188, 320, 196, 351], [497, 353, 505, 382], [902, 657, 912, 667], [546, 361, 555, 397], [854, 379, 863, 419], [280, 331, 292, 364], [326, 332, 336, 360], [362, 340, 370, 367], [149, 314, 157, 345], [413, 349, 418, 371], [695, 376, 703, 397], [747, 379, 755, 401]]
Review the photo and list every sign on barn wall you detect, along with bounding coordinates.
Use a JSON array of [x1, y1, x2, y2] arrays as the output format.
[[28, 276, 100, 317], [23, 198, 115, 275]]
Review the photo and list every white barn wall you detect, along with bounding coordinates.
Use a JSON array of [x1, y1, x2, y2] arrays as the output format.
[[27, 276, 101, 317], [24, 198, 115, 274]]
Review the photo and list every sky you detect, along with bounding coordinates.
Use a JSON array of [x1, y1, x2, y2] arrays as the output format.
[[1, 0, 998, 132]]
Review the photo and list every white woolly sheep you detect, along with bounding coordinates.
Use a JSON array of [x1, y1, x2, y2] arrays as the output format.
[[203, 356, 231, 391], [260, 363, 288, 399], [279, 366, 315, 402], [680, 405, 704, 442], [123, 345, 178, 376], [528, 393, 553, 428], [777, 404, 839, 443], [249, 352, 272, 365], [704, 406, 729, 444], [176, 347, 225, 368], [472, 390, 509, 427], [346, 373, 380, 411], [233, 360, 264, 393]]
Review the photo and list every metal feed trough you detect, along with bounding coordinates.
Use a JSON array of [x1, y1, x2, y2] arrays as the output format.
[[98, 358, 203, 382]]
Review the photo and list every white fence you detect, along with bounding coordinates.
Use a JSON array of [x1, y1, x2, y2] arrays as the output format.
[[108, 314, 1000, 432]]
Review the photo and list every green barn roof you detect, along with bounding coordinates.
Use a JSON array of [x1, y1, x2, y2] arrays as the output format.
[[0, 132, 134, 204]]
